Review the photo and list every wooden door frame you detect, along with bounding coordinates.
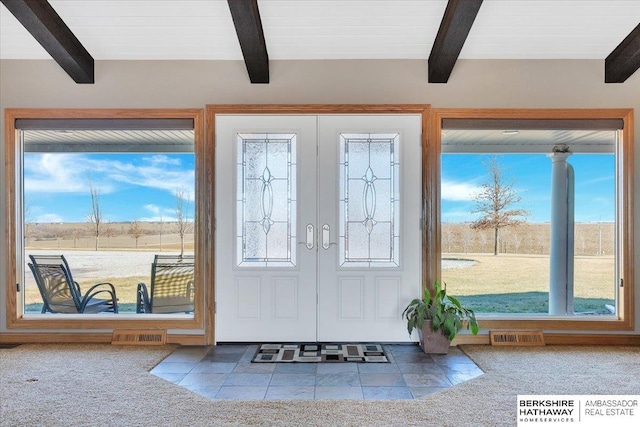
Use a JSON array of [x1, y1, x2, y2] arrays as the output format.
[[205, 105, 431, 344]]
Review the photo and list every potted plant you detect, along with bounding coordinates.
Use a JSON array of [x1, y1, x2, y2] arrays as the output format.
[[402, 280, 479, 354]]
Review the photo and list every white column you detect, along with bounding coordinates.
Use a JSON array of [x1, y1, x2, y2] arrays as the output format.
[[548, 150, 573, 315]]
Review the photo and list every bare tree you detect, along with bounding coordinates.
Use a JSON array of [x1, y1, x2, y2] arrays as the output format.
[[460, 223, 475, 254], [509, 228, 523, 253], [23, 196, 34, 247], [471, 156, 528, 255], [67, 228, 84, 248], [129, 220, 144, 249], [158, 215, 164, 251], [536, 227, 548, 254], [477, 229, 489, 253], [577, 229, 587, 256], [175, 189, 192, 257], [441, 224, 454, 253], [87, 179, 103, 251], [105, 224, 118, 246], [500, 228, 511, 254]]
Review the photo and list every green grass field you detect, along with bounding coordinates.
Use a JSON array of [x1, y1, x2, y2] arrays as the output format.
[[442, 253, 615, 314]]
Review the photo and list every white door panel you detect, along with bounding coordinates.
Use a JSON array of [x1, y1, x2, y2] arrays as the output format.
[[317, 115, 422, 341], [215, 114, 421, 342], [215, 115, 317, 341]]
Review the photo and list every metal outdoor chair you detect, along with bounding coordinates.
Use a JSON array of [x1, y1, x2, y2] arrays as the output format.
[[136, 254, 195, 314], [28, 254, 119, 314]]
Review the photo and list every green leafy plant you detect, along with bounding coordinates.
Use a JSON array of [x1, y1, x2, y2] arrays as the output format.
[[402, 280, 479, 341]]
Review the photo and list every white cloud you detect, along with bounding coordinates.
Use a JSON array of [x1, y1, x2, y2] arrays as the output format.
[[101, 159, 195, 197], [24, 153, 194, 197], [139, 215, 183, 222], [144, 204, 161, 215], [584, 175, 614, 185], [441, 180, 482, 201], [142, 154, 182, 166], [139, 204, 177, 222], [590, 197, 610, 205], [24, 153, 89, 193], [34, 213, 63, 223]]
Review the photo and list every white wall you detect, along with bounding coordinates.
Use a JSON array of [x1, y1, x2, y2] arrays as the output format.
[[1, 58, 638, 333]]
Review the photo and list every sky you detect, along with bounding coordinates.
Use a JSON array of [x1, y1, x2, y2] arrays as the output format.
[[23, 152, 615, 224], [24, 153, 195, 223], [441, 153, 616, 223]]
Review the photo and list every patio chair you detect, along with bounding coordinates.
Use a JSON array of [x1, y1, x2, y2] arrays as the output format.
[[136, 254, 195, 314], [28, 254, 119, 314]]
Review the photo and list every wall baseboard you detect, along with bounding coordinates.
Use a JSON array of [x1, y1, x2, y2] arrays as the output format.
[[0, 332, 205, 346], [2, 332, 638, 346], [0, 333, 112, 344], [453, 333, 640, 346], [543, 333, 640, 345], [452, 335, 491, 345], [166, 334, 207, 346]]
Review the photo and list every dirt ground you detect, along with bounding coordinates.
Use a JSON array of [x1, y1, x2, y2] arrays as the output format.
[[25, 249, 164, 281]]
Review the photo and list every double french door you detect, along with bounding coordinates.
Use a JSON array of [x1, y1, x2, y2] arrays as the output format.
[[215, 114, 421, 342]]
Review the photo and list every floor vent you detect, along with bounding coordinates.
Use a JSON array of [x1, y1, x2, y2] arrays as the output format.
[[112, 329, 166, 346], [0, 344, 21, 349], [490, 331, 545, 346]]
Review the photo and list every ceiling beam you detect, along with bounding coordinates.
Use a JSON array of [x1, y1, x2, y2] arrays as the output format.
[[1, 0, 94, 83], [428, 0, 483, 83], [227, 0, 269, 84], [605, 23, 640, 83]]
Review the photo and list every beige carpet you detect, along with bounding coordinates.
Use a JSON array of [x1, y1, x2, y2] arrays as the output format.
[[1, 344, 639, 427]]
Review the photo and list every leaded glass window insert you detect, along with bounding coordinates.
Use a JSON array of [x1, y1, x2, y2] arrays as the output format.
[[339, 133, 400, 267], [236, 133, 296, 267]]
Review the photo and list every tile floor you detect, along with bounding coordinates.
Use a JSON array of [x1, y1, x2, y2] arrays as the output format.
[[150, 343, 483, 400]]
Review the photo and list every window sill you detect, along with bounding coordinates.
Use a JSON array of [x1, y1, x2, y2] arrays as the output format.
[[475, 315, 633, 331], [8, 314, 202, 330]]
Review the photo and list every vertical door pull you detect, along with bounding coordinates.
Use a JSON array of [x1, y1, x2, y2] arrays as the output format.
[[322, 224, 336, 250], [306, 224, 314, 249]]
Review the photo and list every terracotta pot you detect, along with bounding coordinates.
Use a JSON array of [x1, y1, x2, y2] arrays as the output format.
[[418, 320, 451, 354]]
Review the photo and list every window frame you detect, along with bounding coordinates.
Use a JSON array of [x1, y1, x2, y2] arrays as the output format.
[[427, 108, 635, 331], [4, 108, 208, 336]]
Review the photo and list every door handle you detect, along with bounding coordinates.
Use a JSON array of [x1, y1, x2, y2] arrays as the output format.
[[322, 224, 336, 250], [298, 223, 314, 249]]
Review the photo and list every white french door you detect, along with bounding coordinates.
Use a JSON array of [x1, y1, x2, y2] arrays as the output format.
[[215, 114, 421, 342], [215, 115, 317, 341]]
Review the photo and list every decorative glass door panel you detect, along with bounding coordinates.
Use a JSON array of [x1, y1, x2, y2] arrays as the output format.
[[237, 133, 296, 267], [339, 133, 400, 267]]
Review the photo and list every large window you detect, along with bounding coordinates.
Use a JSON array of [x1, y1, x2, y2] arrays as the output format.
[[429, 110, 634, 331], [441, 151, 615, 315], [5, 110, 205, 334]]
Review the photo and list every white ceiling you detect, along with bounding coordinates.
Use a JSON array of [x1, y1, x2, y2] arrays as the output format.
[[1, 0, 639, 61], [23, 129, 194, 153], [442, 129, 616, 153]]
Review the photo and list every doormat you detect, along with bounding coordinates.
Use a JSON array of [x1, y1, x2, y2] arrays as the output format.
[[252, 343, 389, 363]]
